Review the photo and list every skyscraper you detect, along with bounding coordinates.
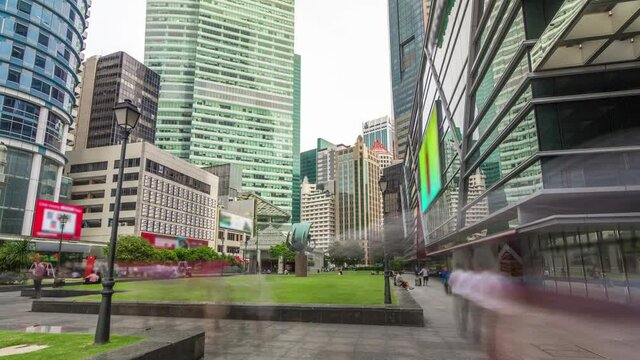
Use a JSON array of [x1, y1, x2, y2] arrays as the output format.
[[73, 52, 160, 149], [0, 0, 89, 237], [300, 137, 335, 186], [292, 54, 302, 223], [362, 115, 395, 157], [145, 0, 296, 213], [335, 136, 383, 264], [388, 0, 429, 160]]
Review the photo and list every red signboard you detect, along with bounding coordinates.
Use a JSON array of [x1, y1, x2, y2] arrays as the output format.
[[31, 199, 83, 240], [140, 232, 209, 249]]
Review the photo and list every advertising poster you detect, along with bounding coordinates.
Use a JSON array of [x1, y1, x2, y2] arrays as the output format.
[[219, 210, 253, 234], [31, 199, 84, 240]]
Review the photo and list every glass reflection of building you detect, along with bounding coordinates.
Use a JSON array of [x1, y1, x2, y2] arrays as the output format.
[[405, 0, 640, 304], [0, 0, 89, 236]]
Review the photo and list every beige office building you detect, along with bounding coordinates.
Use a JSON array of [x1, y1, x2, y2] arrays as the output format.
[[65, 142, 218, 247], [335, 136, 383, 264], [301, 177, 335, 254]]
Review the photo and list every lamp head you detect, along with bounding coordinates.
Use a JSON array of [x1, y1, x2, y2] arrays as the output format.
[[113, 99, 141, 130]]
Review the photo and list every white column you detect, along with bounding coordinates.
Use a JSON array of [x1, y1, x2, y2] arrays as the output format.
[[53, 165, 63, 202], [60, 122, 69, 153], [21, 153, 42, 236], [35, 107, 49, 144]]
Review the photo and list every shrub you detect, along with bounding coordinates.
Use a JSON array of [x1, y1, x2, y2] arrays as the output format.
[[0, 238, 34, 273]]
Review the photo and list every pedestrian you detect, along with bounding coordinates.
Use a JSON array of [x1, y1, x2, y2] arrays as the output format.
[[418, 266, 429, 286], [441, 266, 451, 295], [31, 256, 45, 299]]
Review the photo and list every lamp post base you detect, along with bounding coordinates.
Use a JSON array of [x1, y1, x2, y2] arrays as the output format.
[[94, 278, 115, 344]]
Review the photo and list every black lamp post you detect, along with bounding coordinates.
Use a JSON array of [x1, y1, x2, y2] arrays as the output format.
[[53, 214, 69, 287], [243, 237, 249, 272], [94, 99, 140, 345], [379, 179, 392, 305]]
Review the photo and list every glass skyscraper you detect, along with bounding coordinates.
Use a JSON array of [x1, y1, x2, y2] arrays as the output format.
[[145, 0, 296, 213], [292, 54, 301, 223], [0, 0, 89, 236], [405, 0, 640, 304], [388, 0, 429, 160]]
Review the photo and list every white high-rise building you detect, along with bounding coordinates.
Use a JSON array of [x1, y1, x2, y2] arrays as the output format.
[[301, 177, 335, 254]]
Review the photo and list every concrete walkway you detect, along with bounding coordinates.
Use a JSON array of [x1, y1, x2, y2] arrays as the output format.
[[403, 273, 640, 360], [0, 287, 488, 360]]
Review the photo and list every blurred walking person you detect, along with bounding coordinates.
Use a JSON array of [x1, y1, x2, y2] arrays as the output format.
[[31, 256, 45, 299], [418, 266, 429, 286]]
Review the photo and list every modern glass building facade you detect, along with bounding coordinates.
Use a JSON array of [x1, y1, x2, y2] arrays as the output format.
[[388, 0, 429, 160], [145, 0, 296, 213], [292, 54, 301, 223], [362, 115, 394, 157], [405, 0, 640, 303], [74, 51, 160, 149], [0, 0, 89, 237]]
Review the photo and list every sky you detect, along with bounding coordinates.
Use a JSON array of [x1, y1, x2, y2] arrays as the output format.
[[83, 0, 392, 151]]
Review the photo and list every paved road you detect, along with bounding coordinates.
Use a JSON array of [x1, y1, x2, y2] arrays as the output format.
[[0, 285, 487, 360], [3, 276, 640, 359]]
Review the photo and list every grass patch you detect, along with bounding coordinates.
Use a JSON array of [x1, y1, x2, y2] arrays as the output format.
[[0, 331, 142, 360], [68, 272, 396, 305]]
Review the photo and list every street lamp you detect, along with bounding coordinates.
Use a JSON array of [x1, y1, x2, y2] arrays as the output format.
[[94, 99, 140, 345], [379, 179, 392, 305], [53, 214, 69, 287]]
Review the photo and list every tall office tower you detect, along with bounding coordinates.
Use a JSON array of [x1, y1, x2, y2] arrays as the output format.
[[292, 54, 301, 223], [388, 0, 429, 160], [362, 115, 395, 157], [317, 143, 347, 188], [0, 0, 89, 237], [301, 177, 335, 254], [73, 52, 160, 149], [145, 0, 296, 213], [300, 137, 335, 185], [335, 136, 383, 264], [202, 163, 243, 209], [406, 0, 640, 302]]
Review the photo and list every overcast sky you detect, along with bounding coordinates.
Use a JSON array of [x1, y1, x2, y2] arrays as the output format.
[[84, 0, 392, 151]]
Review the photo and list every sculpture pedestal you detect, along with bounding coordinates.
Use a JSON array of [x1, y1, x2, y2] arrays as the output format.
[[295, 253, 307, 277]]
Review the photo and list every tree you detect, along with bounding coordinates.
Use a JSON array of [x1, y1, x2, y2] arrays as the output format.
[[0, 238, 34, 272], [328, 241, 364, 266], [184, 246, 218, 262], [174, 247, 188, 261], [390, 257, 406, 272], [104, 236, 157, 262], [269, 243, 295, 262], [156, 248, 178, 262]]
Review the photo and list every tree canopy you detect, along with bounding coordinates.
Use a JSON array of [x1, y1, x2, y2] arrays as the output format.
[[328, 240, 364, 266], [269, 243, 296, 262], [0, 238, 34, 272]]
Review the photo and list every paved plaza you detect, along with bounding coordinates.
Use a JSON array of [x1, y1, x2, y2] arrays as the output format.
[[1, 276, 640, 359]]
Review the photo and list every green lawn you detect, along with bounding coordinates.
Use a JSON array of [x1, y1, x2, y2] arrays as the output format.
[[68, 272, 396, 305], [0, 331, 142, 360]]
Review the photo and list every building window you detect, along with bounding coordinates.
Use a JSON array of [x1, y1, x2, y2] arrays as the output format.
[[38, 33, 49, 47], [0, 148, 32, 234], [50, 87, 64, 103], [82, 219, 102, 228], [0, 96, 39, 142], [35, 54, 46, 69], [114, 158, 140, 168], [11, 45, 24, 60], [44, 112, 64, 150], [54, 65, 67, 82], [17, 0, 32, 15], [31, 78, 50, 95], [7, 69, 21, 84], [70, 161, 108, 173], [109, 202, 137, 212], [111, 187, 138, 197], [14, 22, 28, 37], [112, 172, 139, 182]]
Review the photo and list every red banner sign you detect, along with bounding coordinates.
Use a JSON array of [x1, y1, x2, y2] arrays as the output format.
[[140, 232, 209, 249], [31, 199, 83, 240]]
